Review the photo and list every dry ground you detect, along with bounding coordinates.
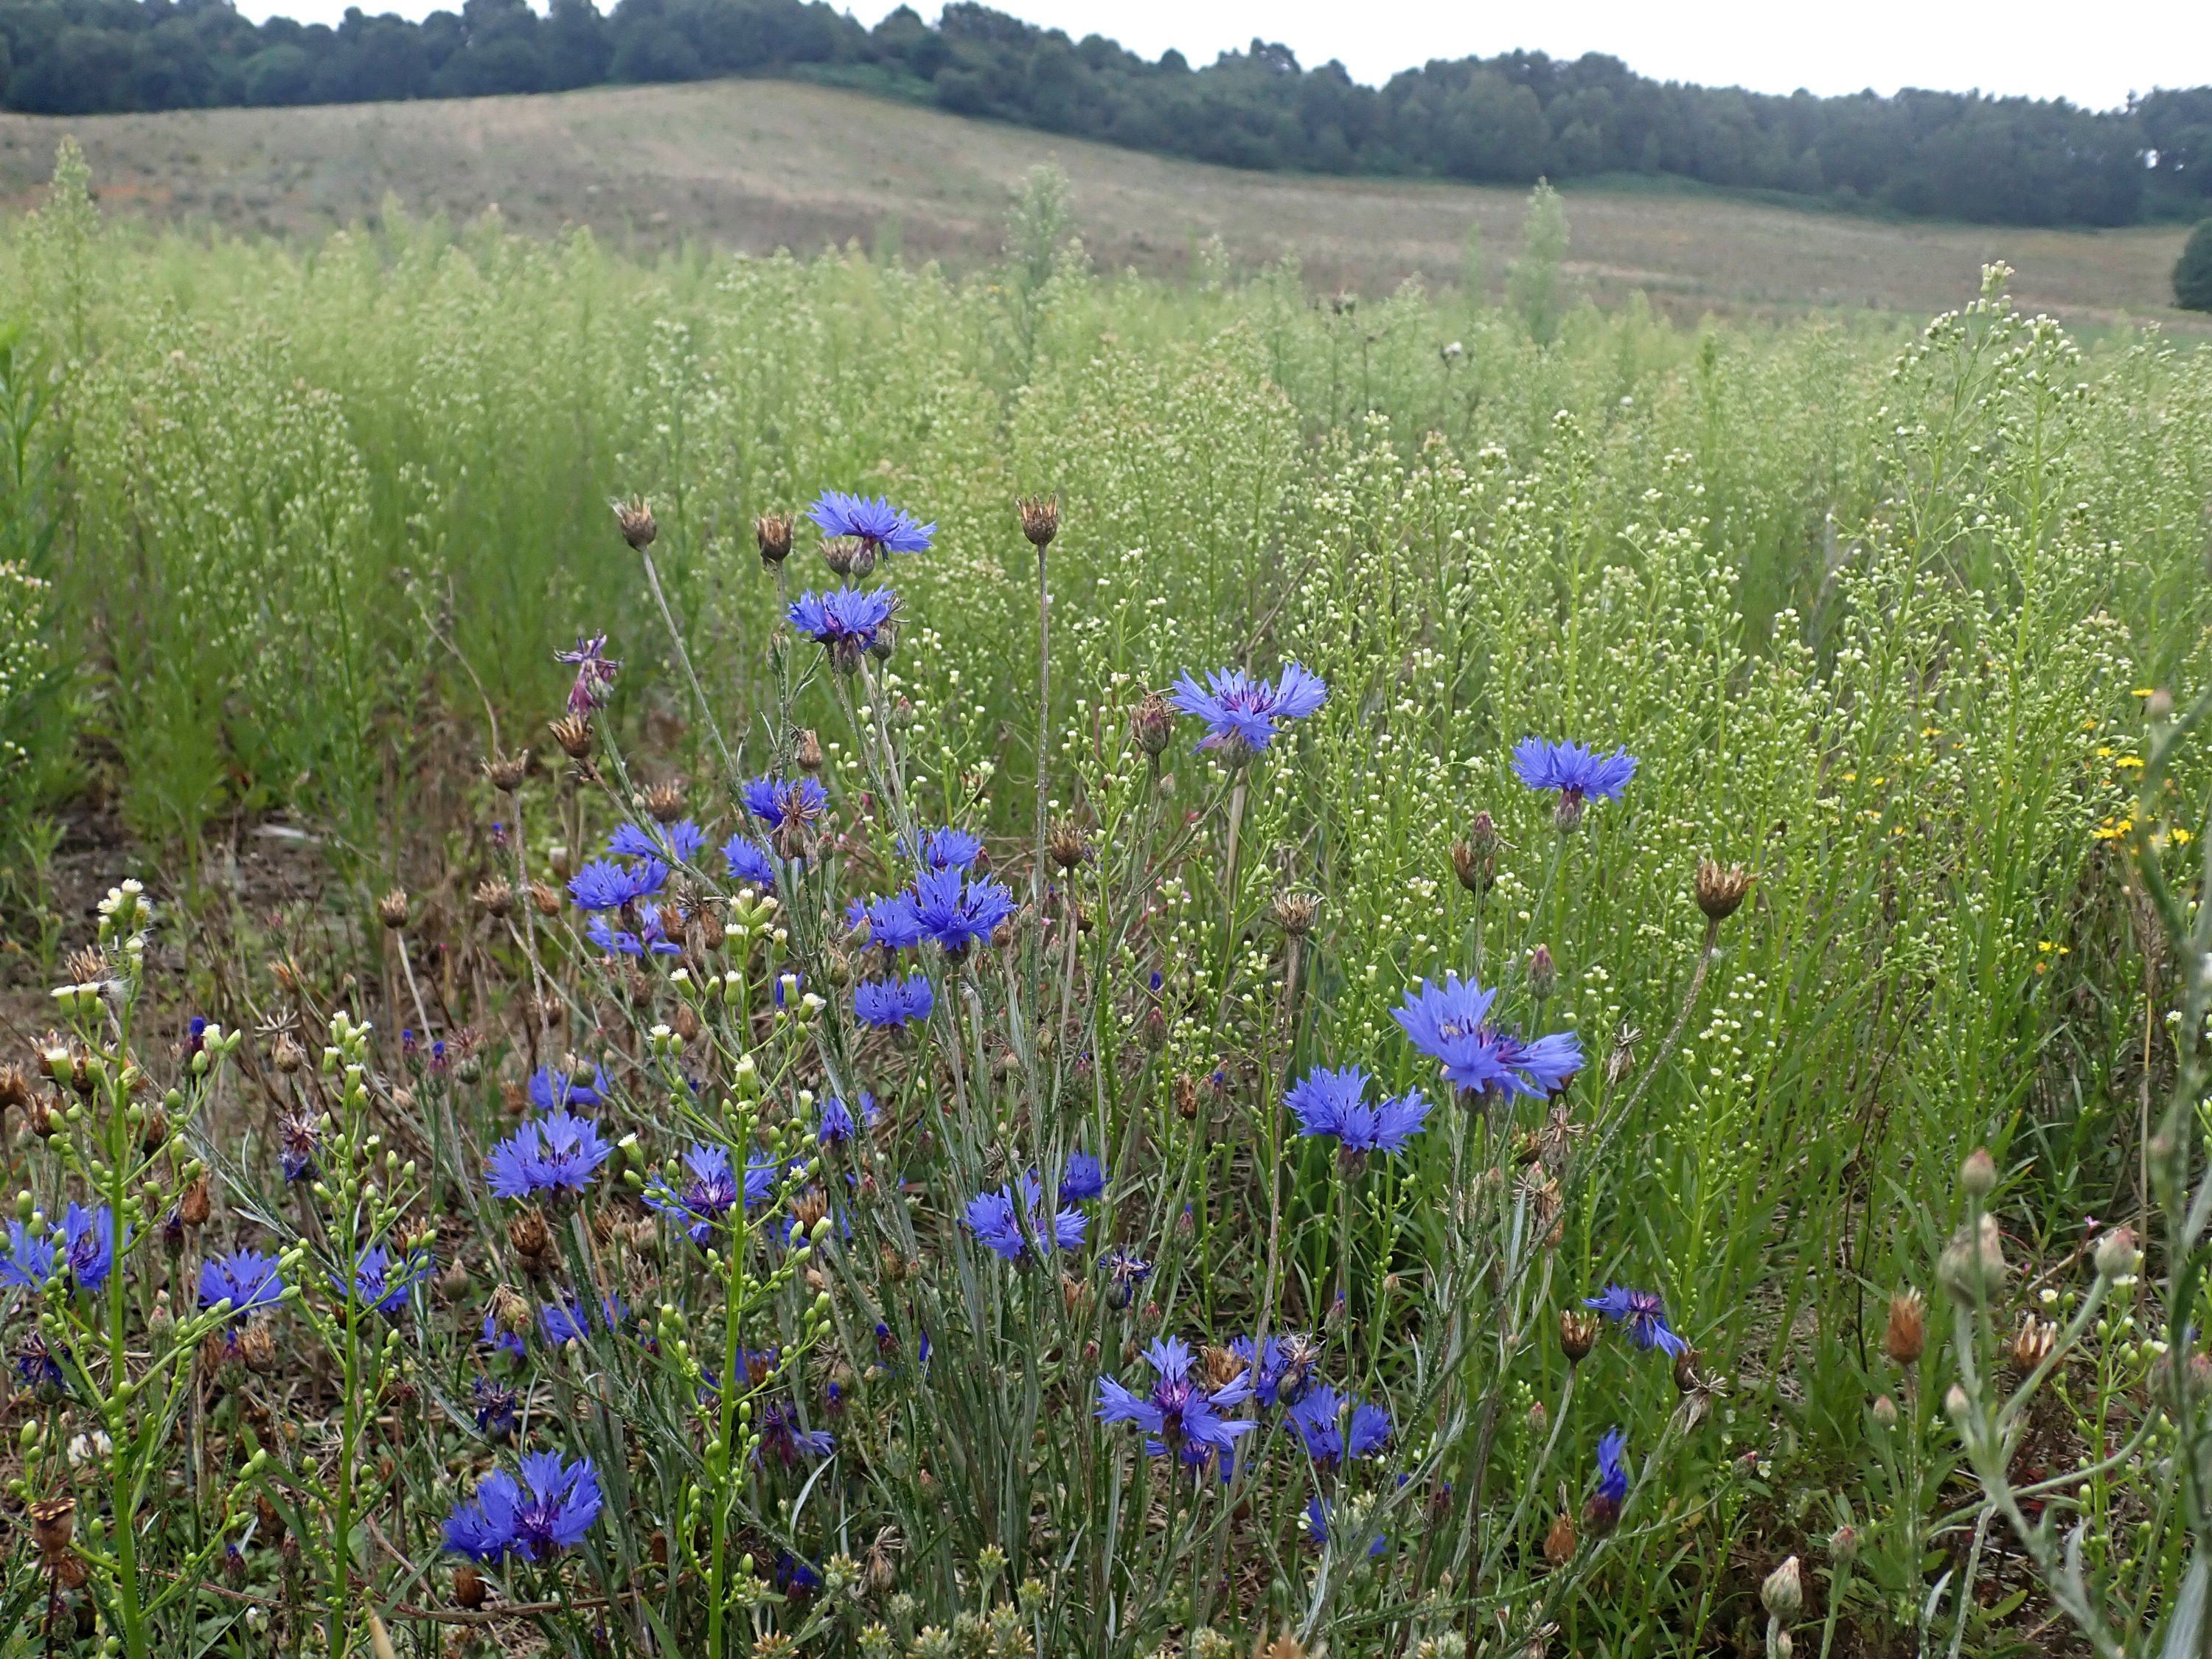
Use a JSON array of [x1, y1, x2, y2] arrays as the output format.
[[0, 77, 2203, 328]]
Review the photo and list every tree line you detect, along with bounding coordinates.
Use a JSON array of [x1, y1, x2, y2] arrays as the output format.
[[3, 0, 2208, 228]]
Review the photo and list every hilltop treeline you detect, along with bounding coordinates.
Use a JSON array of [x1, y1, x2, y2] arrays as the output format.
[[3, 0, 2208, 227]]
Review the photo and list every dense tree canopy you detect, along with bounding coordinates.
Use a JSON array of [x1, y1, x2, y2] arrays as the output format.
[[0, 0, 2203, 228]]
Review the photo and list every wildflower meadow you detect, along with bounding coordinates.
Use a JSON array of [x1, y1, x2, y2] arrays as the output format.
[[3, 147, 2212, 1659]]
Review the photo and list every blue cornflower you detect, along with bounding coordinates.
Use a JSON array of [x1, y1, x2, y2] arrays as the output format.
[[742, 775, 829, 835], [1103, 1248, 1152, 1310], [1584, 1285, 1688, 1357], [854, 972, 934, 1029], [1287, 1384, 1345, 1464], [723, 833, 779, 889], [853, 891, 928, 950], [485, 1111, 613, 1201], [1286, 1065, 1430, 1158], [644, 1144, 743, 1245], [964, 1174, 1088, 1264], [608, 818, 706, 865], [806, 490, 935, 555], [1512, 737, 1638, 805], [540, 1293, 591, 1346], [818, 1094, 877, 1146], [1096, 1336, 1256, 1458], [1393, 975, 1584, 1096], [757, 1398, 836, 1467], [279, 1107, 321, 1183], [14, 1333, 66, 1394], [1350, 1400, 1393, 1458], [789, 587, 898, 653], [473, 1375, 519, 1441], [1304, 1492, 1389, 1557], [911, 866, 1016, 952], [567, 858, 666, 912], [528, 1065, 605, 1110], [773, 1550, 824, 1599], [341, 1245, 431, 1315], [479, 1309, 527, 1362], [1585, 1427, 1630, 1533], [1169, 662, 1327, 757], [1228, 1332, 1320, 1407], [587, 902, 681, 957], [62, 1204, 120, 1293], [197, 1249, 284, 1323], [902, 826, 984, 871], [1059, 1150, 1105, 1205], [442, 1451, 603, 1564], [0, 1220, 57, 1288]]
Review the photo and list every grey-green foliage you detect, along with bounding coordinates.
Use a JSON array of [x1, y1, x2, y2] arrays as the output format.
[[1508, 178, 1571, 344], [2176, 218, 2212, 313]]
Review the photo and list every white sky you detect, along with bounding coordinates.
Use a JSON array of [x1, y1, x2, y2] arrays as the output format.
[[231, 0, 2212, 110]]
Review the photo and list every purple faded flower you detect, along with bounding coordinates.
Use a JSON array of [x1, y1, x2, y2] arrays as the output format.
[[757, 1398, 835, 1467], [1584, 1284, 1687, 1357], [555, 634, 620, 717]]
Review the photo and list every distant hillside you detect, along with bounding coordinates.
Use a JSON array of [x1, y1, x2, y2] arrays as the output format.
[[1, 0, 2208, 229], [0, 80, 2199, 330]]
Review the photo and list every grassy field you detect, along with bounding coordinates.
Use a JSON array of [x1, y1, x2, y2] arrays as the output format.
[[0, 139, 2211, 1659], [0, 77, 2203, 327]]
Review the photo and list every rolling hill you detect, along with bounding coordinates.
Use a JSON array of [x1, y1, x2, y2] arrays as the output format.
[[0, 77, 2200, 328]]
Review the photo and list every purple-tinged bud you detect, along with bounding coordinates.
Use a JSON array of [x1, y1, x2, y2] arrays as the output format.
[[1761, 1556, 1802, 1622], [1527, 945, 1557, 1002]]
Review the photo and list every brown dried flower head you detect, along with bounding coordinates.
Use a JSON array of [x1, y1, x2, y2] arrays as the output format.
[[755, 511, 795, 566], [375, 889, 410, 931], [794, 728, 824, 772], [1694, 858, 1754, 922], [1543, 1509, 1577, 1565], [473, 879, 515, 919], [178, 1176, 212, 1227], [0, 1063, 31, 1114], [483, 751, 529, 792], [239, 1321, 278, 1374], [1883, 1290, 1927, 1366], [2007, 1312, 2057, 1376], [29, 1497, 75, 1562], [549, 713, 595, 760], [1017, 494, 1060, 549], [612, 495, 658, 551], [1048, 819, 1093, 872], [642, 781, 686, 824], [453, 1562, 487, 1610], [1268, 890, 1320, 937], [529, 880, 562, 917], [1559, 1308, 1601, 1363]]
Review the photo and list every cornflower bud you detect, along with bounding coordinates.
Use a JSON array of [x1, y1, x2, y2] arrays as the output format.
[[756, 512, 795, 566], [274, 1035, 306, 1074], [1018, 495, 1060, 549], [1527, 945, 1557, 1001], [613, 496, 657, 550], [1559, 1308, 1600, 1363], [1870, 1394, 1898, 1430], [483, 751, 529, 792], [1961, 1147, 1997, 1198], [1761, 1556, 1803, 1622], [549, 714, 594, 759], [1882, 1290, 1925, 1366], [1829, 1524, 1858, 1568], [453, 1562, 487, 1610], [376, 889, 410, 931], [493, 1284, 533, 1336], [1140, 1004, 1168, 1051], [2093, 1224, 2138, 1281], [1130, 691, 1174, 758], [1694, 859, 1754, 922], [794, 728, 824, 772], [821, 538, 858, 577]]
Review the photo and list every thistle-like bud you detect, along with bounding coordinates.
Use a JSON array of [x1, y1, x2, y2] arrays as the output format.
[[795, 728, 824, 772], [1882, 1290, 1925, 1366], [1526, 945, 1557, 1002], [238, 1321, 278, 1374], [2006, 1313, 2057, 1376], [29, 1497, 74, 1563], [1542, 1509, 1577, 1565], [2093, 1224, 2139, 1281], [508, 1210, 554, 1274], [869, 619, 898, 661], [756, 512, 795, 566], [529, 880, 562, 917], [376, 889, 410, 931], [1870, 1393, 1898, 1430], [642, 781, 686, 824], [1694, 859, 1754, 922], [474, 879, 515, 919], [1553, 793, 1587, 835], [549, 714, 594, 760], [493, 1283, 533, 1336], [1018, 495, 1060, 549], [1938, 1217, 2006, 1304], [822, 538, 859, 578], [1829, 1524, 1858, 1568], [1140, 1004, 1168, 1052], [1269, 891, 1320, 937], [178, 1177, 212, 1228], [453, 1562, 487, 1610], [1130, 692, 1175, 759], [613, 496, 658, 551], [1761, 1556, 1803, 1623], [483, 751, 529, 792], [1960, 1147, 1997, 1198], [1559, 1308, 1600, 1363], [1048, 819, 1093, 872]]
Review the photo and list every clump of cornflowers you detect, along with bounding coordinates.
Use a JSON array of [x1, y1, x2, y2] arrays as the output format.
[[487, 1111, 613, 1201], [442, 1451, 605, 1563], [1392, 975, 1582, 1097], [1096, 1336, 1256, 1462], [198, 1249, 284, 1321], [854, 972, 933, 1030], [1286, 1065, 1430, 1166], [965, 1174, 1087, 1263], [1584, 1427, 1630, 1534], [1286, 1384, 1392, 1470], [566, 858, 666, 912], [807, 489, 936, 561], [555, 633, 619, 716], [1512, 737, 1638, 832], [1584, 1284, 1688, 1357], [790, 587, 898, 671], [910, 866, 1016, 953], [1169, 662, 1327, 762]]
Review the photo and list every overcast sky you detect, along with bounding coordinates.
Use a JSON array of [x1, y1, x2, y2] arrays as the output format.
[[232, 0, 2212, 111]]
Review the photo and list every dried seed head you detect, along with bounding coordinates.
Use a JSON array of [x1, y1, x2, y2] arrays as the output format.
[[642, 781, 686, 824], [376, 889, 410, 931], [1761, 1556, 1804, 1623], [613, 495, 658, 550], [1882, 1290, 1926, 1366], [529, 880, 562, 917], [792, 1186, 830, 1234], [1130, 691, 1175, 758], [1694, 858, 1754, 922], [0, 1064, 32, 1114], [30, 1497, 74, 1562], [821, 537, 859, 578], [453, 1562, 487, 1610], [473, 879, 515, 919], [1449, 838, 1492, 894], [1559, 1308, 1600, 1364], [1048, 818, 1093, 871], [549, 714, 595, 760], [1254, 1635, 1307, 1659], [141, 1104, 168, 1155], [493, 1284, 534, 1336], [238, 1321, 278, 1374], [1203, 1345, 1248, 1394], [1672, 1345, 1703, 1397], [756, 512, 795, 566], [508, 1211, 554, 1273], [483, 751, 529, 792], [1175, 1074, 1200, 1120], [1542, 1509, 1576, 1565], [794, 728, 824, 773], [1018, 494, 1060, 549], [178, 1177, 212, 1228], [1268, 890, 1320, 937], [2007, 1313, 2057, 1376]]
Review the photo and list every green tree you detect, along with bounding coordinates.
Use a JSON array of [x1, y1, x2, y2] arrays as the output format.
[[2177, 220, 2212, 313], [1509, 178, 1570, 344]]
